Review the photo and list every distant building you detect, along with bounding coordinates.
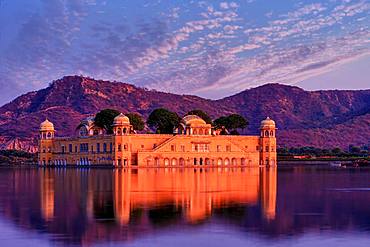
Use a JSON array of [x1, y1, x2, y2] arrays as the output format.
[[38, 114, 277, 167]]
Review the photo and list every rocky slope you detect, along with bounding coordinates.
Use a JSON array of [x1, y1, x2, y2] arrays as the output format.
[[0, 76, 369, 150]]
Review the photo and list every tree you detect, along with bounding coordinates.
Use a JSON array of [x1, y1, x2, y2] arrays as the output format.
[[147, 108, 180, 134], [350, 146, 361, 154], [126, 113, 145, 131], [332, 147, 342, 155], [213, 116, 229, 129], [94, 109, 120, 134], [186, 109, 212, 124], [227, 114, 248, 130], [214, 114, 248, 134]]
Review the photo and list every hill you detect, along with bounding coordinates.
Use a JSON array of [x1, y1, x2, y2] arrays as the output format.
[[0, 76, 369, 150]]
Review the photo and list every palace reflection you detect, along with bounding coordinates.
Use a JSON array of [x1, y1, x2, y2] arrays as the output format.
[[109, 167, 276, 224], [35, 167, 277, 244]]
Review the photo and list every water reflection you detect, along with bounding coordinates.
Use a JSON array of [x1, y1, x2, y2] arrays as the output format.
[[0, 166, 369, 246], [110, 167, 276, 224]]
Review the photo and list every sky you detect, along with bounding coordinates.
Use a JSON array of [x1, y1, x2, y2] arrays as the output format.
[[0, 0, 369, 105]]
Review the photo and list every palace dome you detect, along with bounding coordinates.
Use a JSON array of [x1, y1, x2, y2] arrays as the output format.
[[260, 117, 276, 129], [79, 116, 95, 128], [182, 115, 206, 125], [40, 119, 54, 131], [113, 113, 130, 126]]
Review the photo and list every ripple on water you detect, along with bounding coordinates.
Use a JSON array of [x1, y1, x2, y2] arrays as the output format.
[[328, 188, 370, 192]]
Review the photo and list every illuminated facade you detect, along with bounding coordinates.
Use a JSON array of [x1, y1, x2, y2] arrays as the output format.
[[38, 114, 277, 167]]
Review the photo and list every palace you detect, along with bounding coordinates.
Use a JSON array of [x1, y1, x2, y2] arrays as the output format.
[[38, 114, 277, 167]]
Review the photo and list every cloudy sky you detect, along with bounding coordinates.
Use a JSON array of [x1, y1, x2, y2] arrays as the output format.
[[0, 0, 369, 105]]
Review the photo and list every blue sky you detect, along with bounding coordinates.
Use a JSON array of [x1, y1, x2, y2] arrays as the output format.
[[0, 0, 369, 105]]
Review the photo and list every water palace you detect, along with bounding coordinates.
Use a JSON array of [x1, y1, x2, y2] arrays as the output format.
[[38, 114, 277, 167]]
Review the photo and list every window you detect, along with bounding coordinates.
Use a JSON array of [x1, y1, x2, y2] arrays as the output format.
[[110, 143, 113, 152], [270, 130, 274, 137], [118, 144, 122, 152], [69, 144, 72, 153], [245, 146, 248, 150], [79, 127, 88, 137], [217, 145, 221, 152], [226, 145, 231, 152], [79, 143, 88, 153], [141, 145, 144, 149], [124, 144, 128, 150], [75, 146, 77, 153], [271, 146, 274, 152], [97, 143, 100, 153], [266, 146, 269, 152], [265, 130, 269, 137], [62, 146, 65, 154], [181, 145, 185, 152], [256, 146, 259, 151], [103, 143, 107, 153], [192, 143, 210, 152], [171, 145, 175, 151]]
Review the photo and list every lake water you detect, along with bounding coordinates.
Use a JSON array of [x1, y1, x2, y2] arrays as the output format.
[[0, 165, 369, 247]]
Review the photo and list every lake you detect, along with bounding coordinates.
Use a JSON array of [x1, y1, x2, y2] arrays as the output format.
[[0, 165, 369, 246]]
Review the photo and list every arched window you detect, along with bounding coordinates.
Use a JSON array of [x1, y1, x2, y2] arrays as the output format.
[[205, 158, 210, 165], [164, 158, 170, 166], [103, 143, 107, 153], [270, 130, 274, 137], [232, 158, 237, 166], [123, 128, 127, 134], [193, 129, 197, 135], [93, 129, 99, 135], [199, 129, 203, 135], [179, 158, 185, 166], [79, 127, 88, 137], [171, 158, 177, 166], [117, 128, 121, 135], [47, 132, 52, 138], [241, 158, 246, 166], [217, 158, 223, 166], [224, 158, 230, 166], [265, 130, 269, 137]]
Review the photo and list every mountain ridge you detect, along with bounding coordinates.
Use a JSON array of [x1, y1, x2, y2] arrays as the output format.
[[0, 75, 369, 151]]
